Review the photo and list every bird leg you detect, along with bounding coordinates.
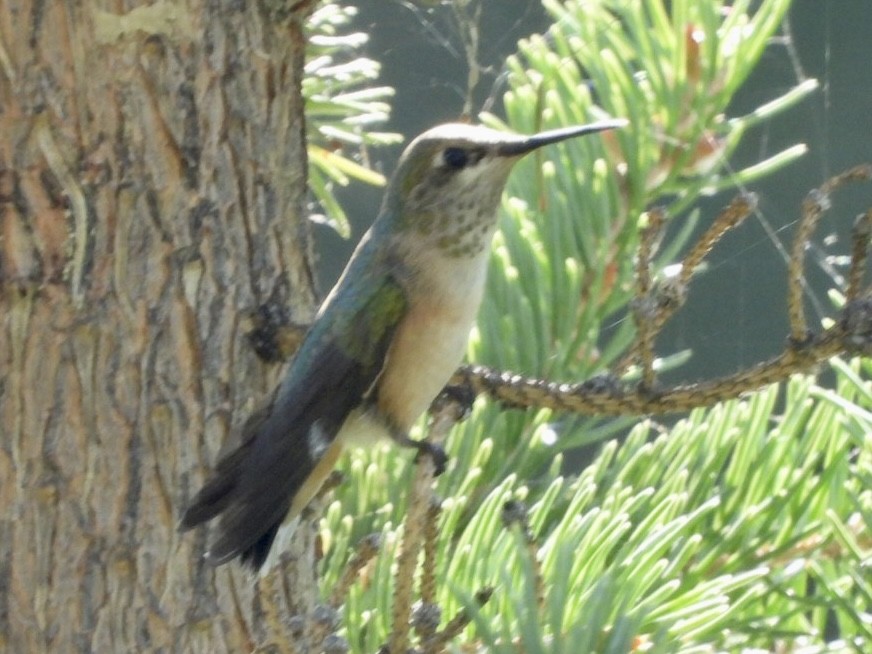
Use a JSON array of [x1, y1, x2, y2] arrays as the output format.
[[398, 436, 448, 476]]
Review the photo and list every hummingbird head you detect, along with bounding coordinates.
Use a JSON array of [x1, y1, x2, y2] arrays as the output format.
[[381, 120, 626, 258]]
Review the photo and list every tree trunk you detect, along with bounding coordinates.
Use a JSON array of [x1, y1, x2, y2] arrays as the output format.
[[0, 1, 321, 651]]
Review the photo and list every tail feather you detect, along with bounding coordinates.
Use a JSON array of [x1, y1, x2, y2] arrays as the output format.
[[180, 408, 320, 570], [178, 448, 248, 529], [180, 328, 392, 570], [239, 522, 281, 570], [179, 403, 275, 531], [180, 378, 357, 569]]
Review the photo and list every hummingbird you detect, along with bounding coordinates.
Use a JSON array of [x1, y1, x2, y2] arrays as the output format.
[[180, 119, 625, 570]]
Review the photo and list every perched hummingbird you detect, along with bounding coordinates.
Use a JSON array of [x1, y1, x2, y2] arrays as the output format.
[[180, 119, 625, 569]]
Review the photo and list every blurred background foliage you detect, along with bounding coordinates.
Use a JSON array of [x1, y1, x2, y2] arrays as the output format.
[[305, 0, 871, 651], [304, 3, 401, 236]]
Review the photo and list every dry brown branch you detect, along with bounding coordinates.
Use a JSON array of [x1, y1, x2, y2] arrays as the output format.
[[501, 500, 544, 609], [612, 193, 756, 379], [627, 207, 666, 387], [420, 497, 443, 608], [255, 574, 295, 654], [379, 391, 473, 653], [386, 452, 436, 653], [788, 166, 872, 342], [448, 166, 872, 418], [449, 305, 866, 415], [384, 418, 451, 653], [329, 533, 381, 609], [847, 209, 872, 302], [420, 588, 494, 654]]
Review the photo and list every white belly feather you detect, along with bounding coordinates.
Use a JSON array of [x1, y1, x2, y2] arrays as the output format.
[[375, 244, 490, 433]]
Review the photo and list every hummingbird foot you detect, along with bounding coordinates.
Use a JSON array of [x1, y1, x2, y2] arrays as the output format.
[[430, 383, 476, 423], [400, 437, 448, 476]]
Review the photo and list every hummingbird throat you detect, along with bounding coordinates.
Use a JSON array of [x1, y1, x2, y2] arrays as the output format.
[[417, 174, 508, 258]]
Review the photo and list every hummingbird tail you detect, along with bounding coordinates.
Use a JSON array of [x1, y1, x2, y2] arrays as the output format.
[[179, 409, 331, 569], [177, 405, 305, 569], [180, 279, 405, 570], [178, 442, 251, 528], [179, 466, 281, 570], [179, 342, 373, 570]]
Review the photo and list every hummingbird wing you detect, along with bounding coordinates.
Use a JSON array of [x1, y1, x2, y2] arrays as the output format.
[[180, 256, 407, 569]]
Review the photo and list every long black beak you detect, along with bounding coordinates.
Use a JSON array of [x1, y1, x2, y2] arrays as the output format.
[[498, 119, 627, 157]]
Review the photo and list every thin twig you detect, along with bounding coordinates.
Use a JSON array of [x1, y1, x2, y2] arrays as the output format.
[[679, 193, 757, 289], [847, 209, 872, 302], [789, 165, 872, 343], [449, 303, 869, 416], [420, 497, 443, 607], [451, 167, 872, 418], [386, 407, 456, 653], [421, 587, 494, 652], [502, 500, 544, 608], [631, 208, 665, 388], [329, 533, 381, 609], [387, 454, 436, 654], [613, 194, 756, 379]]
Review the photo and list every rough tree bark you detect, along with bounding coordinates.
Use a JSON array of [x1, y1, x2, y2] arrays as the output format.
[[0, 1, 322, 651]]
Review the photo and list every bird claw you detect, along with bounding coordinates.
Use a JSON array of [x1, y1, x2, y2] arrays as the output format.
[[430, 383, 476, 422], [408, 439, 448, 476]]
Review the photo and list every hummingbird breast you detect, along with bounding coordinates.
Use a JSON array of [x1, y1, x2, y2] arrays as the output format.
[[374, 239, 493, 433]]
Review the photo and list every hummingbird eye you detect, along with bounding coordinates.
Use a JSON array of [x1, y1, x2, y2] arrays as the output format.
[[442, 147, 469, 170]]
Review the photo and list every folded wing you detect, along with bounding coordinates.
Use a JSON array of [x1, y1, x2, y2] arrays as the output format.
[[180, 270, 407, 569]]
